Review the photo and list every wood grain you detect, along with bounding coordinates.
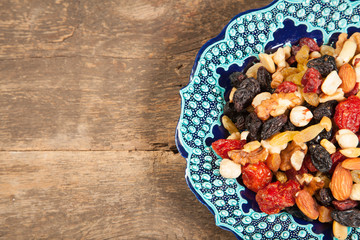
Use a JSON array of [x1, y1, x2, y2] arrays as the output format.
[[0, 0, 273, 239]]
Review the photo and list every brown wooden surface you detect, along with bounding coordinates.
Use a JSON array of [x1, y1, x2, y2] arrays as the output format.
[[0, 1, 273, 239]]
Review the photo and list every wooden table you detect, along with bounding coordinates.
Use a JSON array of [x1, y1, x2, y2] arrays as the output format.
[[0, 1, 272, 239]]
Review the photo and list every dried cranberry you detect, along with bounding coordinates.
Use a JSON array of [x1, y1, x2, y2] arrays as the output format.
[[334, 96, 360, 132], [275, 81, 298, 93], [304, 154, 318, 172], [332, 199, 359, 211], [291, 45, 301, 56], [345, 82, 359, 98], [330, 151, 346, 173], [299, 37, 320, 52], [287, 55, 297, 66], [302, 68, 322, 93], [255, 180, 300, 214], [242, 162, 272, 193], [211, 139, 246, 159]]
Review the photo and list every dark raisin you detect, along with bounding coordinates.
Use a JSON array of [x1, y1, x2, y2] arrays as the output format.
[[309, 144, 332, 172], [313, 100, 338, 121], [245, 112, 262, 141], [307, 55, 337, 77], [261, 115, 288, 140], [257, 66, 272, 92], [282, 121, 296, 131], [234, 113, 246, 131], [331, 209, 360, 228], [316, 188, 334, 206], [229, 72, 247, 88], [238, 77, 261, 95], [308, 129, 332, 145], [233, 88, 253, 112], [284, 206, 313, 222], [224, 102, 236, 120], [332, 199, 359, 211]]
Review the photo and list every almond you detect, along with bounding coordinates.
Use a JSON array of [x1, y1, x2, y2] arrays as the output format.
[[330, 163, 353, 201], [339, 63, 356, 93], [295, 189, 319, 220], [342, 158, 360, 170]]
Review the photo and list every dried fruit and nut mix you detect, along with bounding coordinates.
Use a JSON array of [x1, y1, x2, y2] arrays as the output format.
[[212, 33, 360, 239]]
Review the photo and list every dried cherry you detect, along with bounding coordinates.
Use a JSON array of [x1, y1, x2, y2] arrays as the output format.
[[332, 199, 359, 211], [255, 180, 300, 214], [212, 139, 246, 159], [299, 37, 320, 52], [330, 151, 346, 173], [275, 81, 298, 93], [334, 96, 360, 132], [242, 162, 273, 193], [301, 68, 322, 93], [304, 154, 318, 172]]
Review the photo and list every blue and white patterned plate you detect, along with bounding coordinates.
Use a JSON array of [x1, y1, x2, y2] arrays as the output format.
[[175, 0, 360, 239]]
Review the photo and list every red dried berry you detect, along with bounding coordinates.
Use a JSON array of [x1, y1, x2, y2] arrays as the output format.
[[242, 162, 272, 193], [355, 58, 360, 66], [332, 199, 359, 211], [345, 82, 359, 98], [211, 139, 246, 159], [287, 55, 297, 65], [302, 68, 322, 93], [291, 45, 301, 56], [330, 151, 347, 173], [304, 154, 318, 172], [275, 81, 298, 93], [299, 37, 320, 52], [334, 96, 360, 132], [255, 180, 300, 214]]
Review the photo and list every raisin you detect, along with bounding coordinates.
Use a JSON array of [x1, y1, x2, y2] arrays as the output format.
[[261, 115, 288, 140], [255, 180, 300, 214], [284, 206, 314, 222], [211, 139, 246, 159], [238, 77, 261, 95], [331, 209, 360, 228], [307, 55, 337, 77], [313, 100, 338, 121], [345, 82, 359, 98], [233, 88, 253, 112], [334, 96, 360, 132], [229, 72, 247, 88], [242, 162, 273, 192], [299, 37, 320, 52], [316, 188, 334, 206], [234, 113, 246, 131], [332, 199, 359, 211], [301, 68, 322, 93], [257, 66, 272, 92], [245, 112, 262, 141], [282, 121, 296, 131], [275, 81, 298, 93], [309, 144, 332, 172]]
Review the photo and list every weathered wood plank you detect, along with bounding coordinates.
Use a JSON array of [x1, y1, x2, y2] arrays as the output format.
[[0, 151, 235, 239]]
